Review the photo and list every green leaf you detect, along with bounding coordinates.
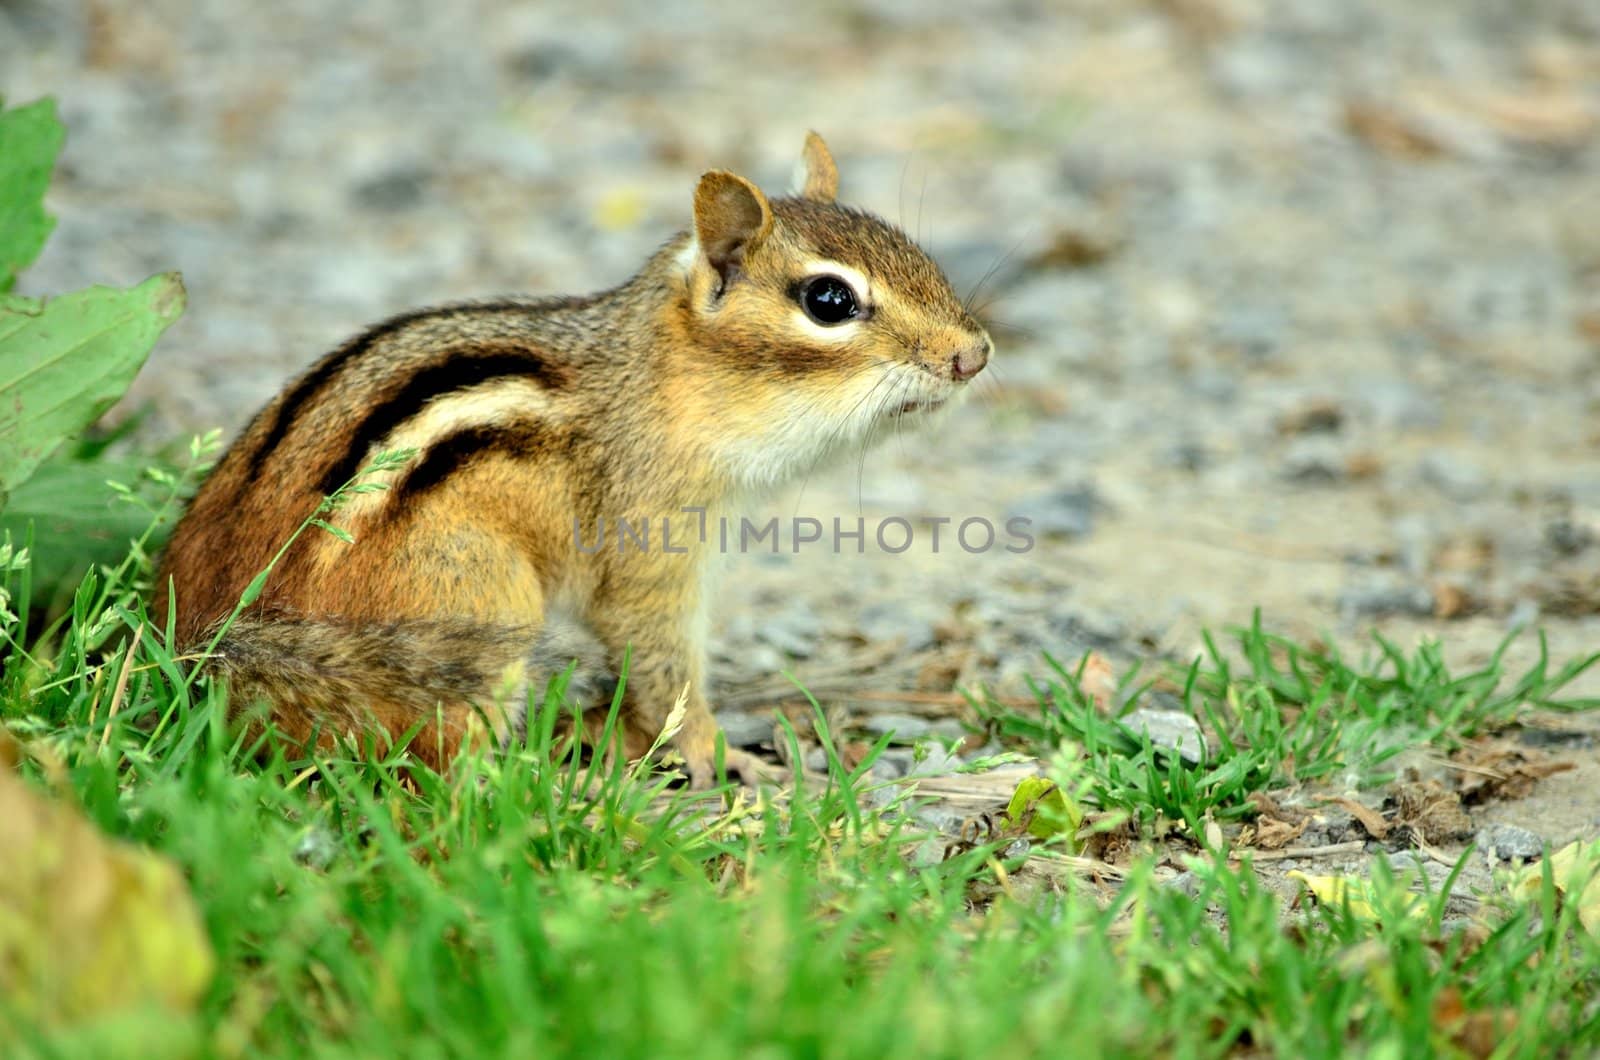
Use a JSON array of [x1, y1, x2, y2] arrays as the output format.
[[309, 518, 355, 544], [0, 272, 186, 502], [0, 453, 173, 601], [1002, 776, 1084, 847], [238, 568, 270, 607], [0, 97, 64, 291]]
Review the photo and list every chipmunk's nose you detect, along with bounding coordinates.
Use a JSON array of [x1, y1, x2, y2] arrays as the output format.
[[951, 336, 991, 382]]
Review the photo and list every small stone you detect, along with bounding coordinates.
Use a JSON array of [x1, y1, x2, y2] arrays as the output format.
[[1123, 708, 1206, 764], [1213, 301, 1288, 361], [1281, 439, 1348, 484], [349, 165, 430, 212], [1505, 599, 1540, 631], [1545, 518, 1595, 556], [1165, 871, 1201, 897], [856, 601, 939, 652], [859, 785, 901, 811], [1299, 805, 1356, 847], [1164, 441, 1211, 473], [1337, 577, 1437, 620], [1002, 838, 1031, 859], [1276, 398, 1345, 437], [743, 645, 786, 674], [1008, 483, 1100, 540], [1386, 850, 1431, 874], [714, 711, 773, 750], [1187, 369, 1239, 404], [1351, 378, 1441, 431], [858, 713, 935, 742], [911, 805, 968, 836], [504, 42, 581, 83], [1477, 824, 1545, 861], [756, 607, 823, 659], [857, 713, 967, 746], [1419, 451, 1489, 502], [868, 752, 911, 781]]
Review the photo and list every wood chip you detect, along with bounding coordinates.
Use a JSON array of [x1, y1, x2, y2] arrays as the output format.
[[1081, 651, 1118, 715], [1464, 87, 1597, 147], [1319, 795, 1391, 839], [1344, 99, 1449, 160]]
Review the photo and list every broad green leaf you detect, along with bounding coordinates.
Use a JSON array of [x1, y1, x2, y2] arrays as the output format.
[[0, 272, 185, 502], [0, 453, 173, 600], [0, 97, 63, 291]]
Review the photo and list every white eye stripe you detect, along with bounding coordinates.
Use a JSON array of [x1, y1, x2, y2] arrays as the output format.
[[790, 308, 862, 343]]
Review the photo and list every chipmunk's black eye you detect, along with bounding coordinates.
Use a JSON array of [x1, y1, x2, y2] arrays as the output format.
[[799, 275, 860, 326]]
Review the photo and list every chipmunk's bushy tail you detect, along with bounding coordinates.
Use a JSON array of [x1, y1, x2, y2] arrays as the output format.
[[200, 613, 613, 768]]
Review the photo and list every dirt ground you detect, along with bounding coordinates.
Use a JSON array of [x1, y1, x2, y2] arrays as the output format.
[[5, 1, 1599, 867]]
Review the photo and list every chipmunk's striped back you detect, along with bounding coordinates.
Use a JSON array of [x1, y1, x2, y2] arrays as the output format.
[[156, 300, 604, 643]]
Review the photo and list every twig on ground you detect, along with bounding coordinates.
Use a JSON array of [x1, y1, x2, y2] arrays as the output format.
[[1231, 840, 1367, 862]]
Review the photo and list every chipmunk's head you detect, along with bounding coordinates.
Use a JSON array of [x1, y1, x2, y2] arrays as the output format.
[[673, 132, 992, 489]]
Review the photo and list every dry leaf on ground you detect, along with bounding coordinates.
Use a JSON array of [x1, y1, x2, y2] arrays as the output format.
[[1240, 815, 1308, 850], [1287, 871, 1426, 922], [0, 741, 215, 1029], [1516, 840, 1600, 936], [1450, 740, 1575, 804], [1391, 779, 1474, 844]]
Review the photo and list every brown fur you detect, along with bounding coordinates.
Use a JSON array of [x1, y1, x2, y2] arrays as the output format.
[[154, 133, 992, 784]]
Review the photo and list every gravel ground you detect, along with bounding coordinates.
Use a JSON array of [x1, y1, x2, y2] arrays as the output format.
[[6, 0, 1600, 849]]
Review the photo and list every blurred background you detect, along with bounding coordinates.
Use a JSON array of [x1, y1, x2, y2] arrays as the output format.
[[4, 0, 1599, 701]]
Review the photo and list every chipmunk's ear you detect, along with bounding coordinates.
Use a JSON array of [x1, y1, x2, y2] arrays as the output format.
[[797, 131, 839, 203], [693, 170, 773, 287]]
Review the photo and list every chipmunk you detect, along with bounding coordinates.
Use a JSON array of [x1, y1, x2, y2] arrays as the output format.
[[153, 132, 992, 787]]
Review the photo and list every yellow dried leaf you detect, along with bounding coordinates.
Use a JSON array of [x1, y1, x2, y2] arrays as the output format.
[[1515, 840, 1600, 935], [1287, 871, 1425, 922], [0, 755, 215, 1031]]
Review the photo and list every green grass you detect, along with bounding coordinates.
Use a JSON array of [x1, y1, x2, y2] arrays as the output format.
[[3, 462, 1600, 1057], [974, 616, 1600, 836]]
